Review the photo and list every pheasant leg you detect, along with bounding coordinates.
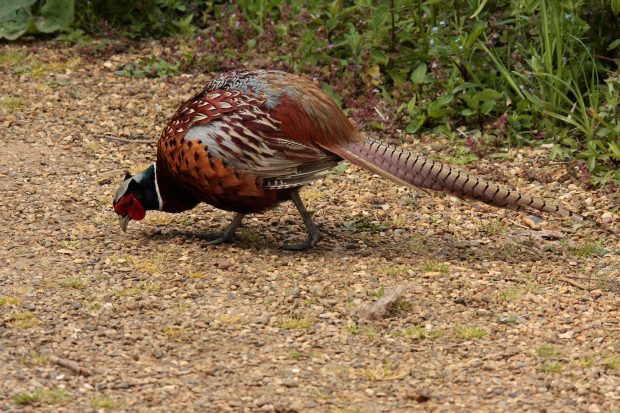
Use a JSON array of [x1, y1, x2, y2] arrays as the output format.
[[283, 189, 322, 251], [198, 213, 245, 245]]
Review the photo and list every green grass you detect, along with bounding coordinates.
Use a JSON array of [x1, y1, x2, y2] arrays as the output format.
[[535, 344, 562, 358], [385, 265, 411, 276], [571, 242, 607, 258], [13, 388, 70, 405], [402, 325, 443, 340], [420, 262, 450, 273], [367, 286, 385, 298], [538, 361, 563, 373], [480, 219, 508, 235], [454, 326, 486, 339], [90, 396, 117, 410], [1, 96, 28, 112], [0, 51, 26, 66], [60, 276, 87, 290], [10, 311, 40, 329], [497, 312, 524, 324]]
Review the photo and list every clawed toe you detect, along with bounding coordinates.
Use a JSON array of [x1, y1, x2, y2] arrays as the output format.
[[282, 231, 322, 251]]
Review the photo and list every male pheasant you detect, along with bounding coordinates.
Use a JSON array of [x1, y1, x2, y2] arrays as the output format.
[[113, 69, 592, 250]]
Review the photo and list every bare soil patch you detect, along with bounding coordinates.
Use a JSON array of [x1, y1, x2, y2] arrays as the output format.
[[1, 42, 619, 413]]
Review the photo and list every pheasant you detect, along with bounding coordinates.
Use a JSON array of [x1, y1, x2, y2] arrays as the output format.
[[113, 69, 598, 250]]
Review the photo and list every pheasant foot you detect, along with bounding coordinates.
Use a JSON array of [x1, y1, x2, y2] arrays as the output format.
[[283, 189, 322, 251], [197, 213, 245, 246]]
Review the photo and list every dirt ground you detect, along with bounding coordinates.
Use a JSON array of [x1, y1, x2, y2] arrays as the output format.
[[1, 42, 619, 413]]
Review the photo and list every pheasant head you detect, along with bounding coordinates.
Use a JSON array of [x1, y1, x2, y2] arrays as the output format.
[[113, 164, 161, 232]]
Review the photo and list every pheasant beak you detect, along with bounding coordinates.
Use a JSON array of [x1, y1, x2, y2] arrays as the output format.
[[119, 215, 131, 232]]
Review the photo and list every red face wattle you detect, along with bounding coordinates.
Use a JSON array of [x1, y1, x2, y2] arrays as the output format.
[[113, 193, 146, 221]]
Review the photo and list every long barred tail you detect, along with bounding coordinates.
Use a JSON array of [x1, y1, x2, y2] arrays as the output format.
[[324, 136, 595, 223]]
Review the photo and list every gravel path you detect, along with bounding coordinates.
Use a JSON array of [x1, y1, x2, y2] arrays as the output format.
[[1, 42, 619, 413]]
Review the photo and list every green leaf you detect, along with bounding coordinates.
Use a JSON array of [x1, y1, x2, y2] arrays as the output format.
[[465, 20, 486, 50], [410, 63, 427, 85], [406, 116, 426, 133], [469, 0, 488, 19], [0, 0, 36, 40], [609, 142, 620, 160], [480, 100, 495, 115], [427, 94, 453, 118], [461, 108, 475, 117], [35, 0, 74, 33], [478, 88, 501, 101], [608, 38, 620, 50]]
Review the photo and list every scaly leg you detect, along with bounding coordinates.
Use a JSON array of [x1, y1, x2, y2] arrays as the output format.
[[283, 189, 322, 251], [198, 212, 245, 245]]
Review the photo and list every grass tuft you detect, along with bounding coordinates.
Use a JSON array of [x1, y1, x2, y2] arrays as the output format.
[[10, 311, 40, 329], [1, 96, 28, 112], [12, 388, 70, 405], [90, 396, 116, 410], [420, 262, 449, 273], [279, 316, 313, 330], [571, 242, 607, 258], [535, 344, 561, 358], [0, 296, 22, 306], [454, 326, 486, 339]]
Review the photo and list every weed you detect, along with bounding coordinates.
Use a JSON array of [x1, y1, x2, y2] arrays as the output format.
[[163, 326, 187, 340], [536, 344, 561, 358], [188, 269, 206, 279], [367, 287, 385, 298], [10, 311, 40, 329], [12, 388, 69, 405], [420, 262, 449, 273], [402, 325, 443, 340], [385, 265, 410, 276], [0, 296, 22, 306], [60, 276, 87, 290], [538, 361, 563, 373], [1, 97, 28, 112], [497, 312, 524, 324], [480, 219, 508, 235], [279, 316, 313, 330], [90, 396, 117, 410], [0, 51, 25, 66], [498, 281, 540, 302], [571, 242, 607, 258], [237, 228, 262, 244], [454, 326, 486, 339]]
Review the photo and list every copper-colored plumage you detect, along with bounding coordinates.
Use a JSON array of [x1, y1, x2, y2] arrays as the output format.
[[148, 69, 607, 248]]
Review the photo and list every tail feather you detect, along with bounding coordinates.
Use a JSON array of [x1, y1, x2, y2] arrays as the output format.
[[324, 136, 600, 224]]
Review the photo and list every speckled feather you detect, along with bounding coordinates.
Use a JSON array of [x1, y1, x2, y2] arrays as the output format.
[[155, 69, 596, 226]]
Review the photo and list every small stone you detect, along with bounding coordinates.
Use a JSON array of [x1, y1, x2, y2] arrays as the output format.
[[587, 403, 601, 413], [523, 215, 545, 230], [601, 212, 612, 223], [216, 259, 234, 270]]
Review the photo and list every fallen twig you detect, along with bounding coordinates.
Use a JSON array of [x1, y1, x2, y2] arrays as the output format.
[[94, 134, 154, 144], [49, 355, 93, 376], [557, 276, 589, 291]]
